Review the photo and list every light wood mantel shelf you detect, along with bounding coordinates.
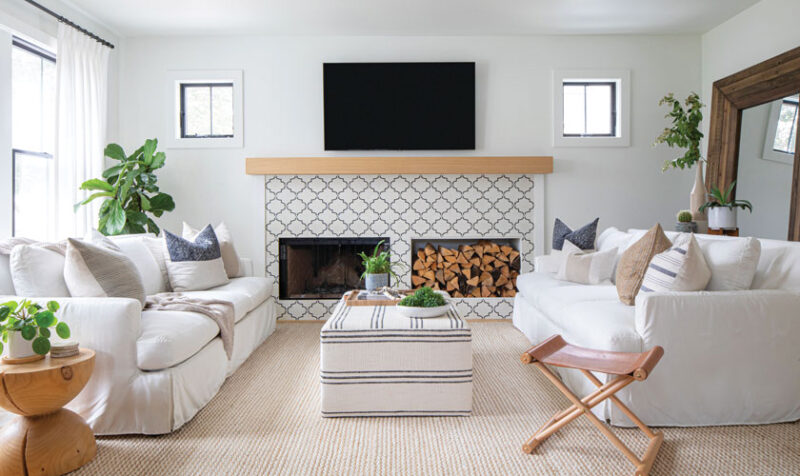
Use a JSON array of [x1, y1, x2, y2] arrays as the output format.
[[246, 156, 553, 175]]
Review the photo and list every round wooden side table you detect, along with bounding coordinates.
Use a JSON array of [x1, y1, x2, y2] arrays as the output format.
[[0, 348, 96, 476]]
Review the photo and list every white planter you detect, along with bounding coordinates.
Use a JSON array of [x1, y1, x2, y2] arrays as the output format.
[[708, 207, 737, 230], [364, 273, 388, 291], [7, 331, 36, 359]]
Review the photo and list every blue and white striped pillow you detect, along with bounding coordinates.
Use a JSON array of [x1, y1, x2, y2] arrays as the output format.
[[640, 234, 711, 294]]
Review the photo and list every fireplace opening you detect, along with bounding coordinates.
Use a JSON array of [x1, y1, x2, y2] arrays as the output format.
[[279, 237, 390, 300]]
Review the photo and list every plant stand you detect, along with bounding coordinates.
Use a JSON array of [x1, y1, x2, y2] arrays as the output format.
[[708, 228, 739, 237], [0, 349, 96, 476]]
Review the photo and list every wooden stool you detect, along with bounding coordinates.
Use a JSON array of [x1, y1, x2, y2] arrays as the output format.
[[520, 335, 664, 476]]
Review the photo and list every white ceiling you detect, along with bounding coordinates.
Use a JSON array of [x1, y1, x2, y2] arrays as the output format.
[[64, 0, 761, 37]]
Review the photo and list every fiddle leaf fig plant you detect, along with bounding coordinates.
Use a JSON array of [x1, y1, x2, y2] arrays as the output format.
[[655, 92, 705, 172], [0, 300, 70, 355], [75, 138, 175, 235]]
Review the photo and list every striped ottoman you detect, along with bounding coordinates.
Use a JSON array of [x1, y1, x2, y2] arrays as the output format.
[[320, 297, 473, 417]]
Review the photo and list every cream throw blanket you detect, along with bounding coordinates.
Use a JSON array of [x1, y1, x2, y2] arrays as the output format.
[[145, 293, 235, 359]]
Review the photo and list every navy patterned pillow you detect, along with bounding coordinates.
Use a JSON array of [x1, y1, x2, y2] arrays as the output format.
[[552, 218, 599, 250], [164, 225, 221, 261]]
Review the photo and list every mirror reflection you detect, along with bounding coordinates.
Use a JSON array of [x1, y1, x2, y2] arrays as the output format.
[[735, 94, 798, 240]]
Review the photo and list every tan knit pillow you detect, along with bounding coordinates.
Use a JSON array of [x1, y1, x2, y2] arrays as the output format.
[[615, 223, 671, 305]]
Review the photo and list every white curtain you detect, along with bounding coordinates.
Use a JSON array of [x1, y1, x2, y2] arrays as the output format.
[[53, 24, 110, 240]]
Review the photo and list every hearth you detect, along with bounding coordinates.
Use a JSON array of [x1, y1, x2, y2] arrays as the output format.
[[279, 237, 390, 300]]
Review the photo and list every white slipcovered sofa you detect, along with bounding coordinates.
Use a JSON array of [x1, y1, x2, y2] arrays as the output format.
[[514, 228, 800, 427], [0, 234, 276, 435]]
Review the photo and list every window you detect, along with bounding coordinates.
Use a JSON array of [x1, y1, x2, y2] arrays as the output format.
[[11, 37, 56, 240], [553, 70, 629, 147], [772, 96, 798, 154], [562, 82, 616, 137], [180, 82, 234, 138], [166, 70, 243, 148]]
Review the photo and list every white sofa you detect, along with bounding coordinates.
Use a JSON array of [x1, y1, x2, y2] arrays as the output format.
[[514, 228, 800, 427], [0, 234, 276, 435]]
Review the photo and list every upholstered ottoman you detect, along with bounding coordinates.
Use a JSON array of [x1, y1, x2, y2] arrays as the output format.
[[320, 297, 473, 417]]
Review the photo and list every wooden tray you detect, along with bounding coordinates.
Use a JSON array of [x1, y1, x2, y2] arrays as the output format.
[[344, 290, 414, 306]]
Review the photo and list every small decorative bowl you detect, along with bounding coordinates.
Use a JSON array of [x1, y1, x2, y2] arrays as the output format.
[[395, 291, 451, 319]]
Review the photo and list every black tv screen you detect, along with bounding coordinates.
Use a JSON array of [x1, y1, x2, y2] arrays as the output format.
[[323, 62, 475, 150]]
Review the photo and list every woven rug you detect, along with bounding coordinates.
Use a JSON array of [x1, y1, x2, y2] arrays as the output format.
[[76, 321, 799, 475]]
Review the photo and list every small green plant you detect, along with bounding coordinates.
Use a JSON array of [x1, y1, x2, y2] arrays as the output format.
[[75, 138, 175, 236], [655, 92, 705, 171], [398, 287, 447, 308], [358, 240, 403, 280], [677, 210, 693, 223], [0, 300, 70, 355], [699, 180, 753, 213]]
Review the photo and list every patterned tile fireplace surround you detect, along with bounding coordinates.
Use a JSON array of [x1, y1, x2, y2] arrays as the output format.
[[265, 174, 543, 320]]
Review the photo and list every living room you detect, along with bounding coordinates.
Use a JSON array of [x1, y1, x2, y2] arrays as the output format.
[[0, 0, 798, 474]]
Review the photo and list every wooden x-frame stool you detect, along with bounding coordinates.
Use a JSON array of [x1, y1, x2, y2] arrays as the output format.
[[520, 335, 665, 476]]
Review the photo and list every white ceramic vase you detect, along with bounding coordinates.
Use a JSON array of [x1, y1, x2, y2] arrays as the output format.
[[690, 162, 707, 221], [708, 207, 737, 230], [7, 331, 36, 359], [364, 273, 388, 291]]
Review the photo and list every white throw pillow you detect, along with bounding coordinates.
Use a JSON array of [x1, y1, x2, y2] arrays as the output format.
[[640, 234, 711, 294], [9, 244, 70, 297], [556, 240, 617, 285], [164, 225, 229, 292], [699, 237, 762, 291], [107, 234, 168, 295], [183, 222, 240, 278]]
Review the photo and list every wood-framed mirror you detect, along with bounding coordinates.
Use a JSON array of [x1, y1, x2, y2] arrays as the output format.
[[706, 46, 800, 241]]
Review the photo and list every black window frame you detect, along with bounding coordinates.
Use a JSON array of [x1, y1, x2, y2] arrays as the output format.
[[10, 36, 56, 237], [562, 81, 617, 138], [179, 82, 235, 139], [772, 96, 798, 154]]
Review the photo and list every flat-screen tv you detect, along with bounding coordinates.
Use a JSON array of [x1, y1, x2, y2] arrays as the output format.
[[323, 62, 475, 150]]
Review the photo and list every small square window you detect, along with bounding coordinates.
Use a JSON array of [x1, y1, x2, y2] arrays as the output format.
[[562, 82, 617, 137], [180, 83, 234, 138], [772, 96, 798, 154]]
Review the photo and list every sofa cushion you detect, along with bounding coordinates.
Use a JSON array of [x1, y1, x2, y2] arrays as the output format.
[[516, 272, 618, 318], [137, 309, 220, 371], [698, 236, 761, 291], [109, 235, 167, 295], [181, 277, 273, 323], [10, 244, 70, 297]]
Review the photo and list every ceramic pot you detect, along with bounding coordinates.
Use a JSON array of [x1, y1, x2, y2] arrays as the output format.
[[675, 222, 697, 233], [7, 331, 36, 359], [364, 273, 389, 291], [690, 162, 707, 221], [708, 207, 737, 230]]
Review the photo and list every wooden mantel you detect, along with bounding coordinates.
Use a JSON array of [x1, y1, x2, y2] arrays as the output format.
[[246, 156, 553, 175]]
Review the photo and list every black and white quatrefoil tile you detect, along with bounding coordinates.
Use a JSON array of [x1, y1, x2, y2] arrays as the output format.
[[265, 174, 536, 320]]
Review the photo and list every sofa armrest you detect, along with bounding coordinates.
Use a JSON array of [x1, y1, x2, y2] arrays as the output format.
[[237, 257, 254, 277]]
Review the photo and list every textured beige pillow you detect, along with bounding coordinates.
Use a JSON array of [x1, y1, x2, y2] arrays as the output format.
[[64, 238, 146, 305], [615, 223, 671, 305], [183, 222, 240, 278]]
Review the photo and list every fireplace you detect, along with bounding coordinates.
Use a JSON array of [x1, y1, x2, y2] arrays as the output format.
[[279, 237, 390, 300]]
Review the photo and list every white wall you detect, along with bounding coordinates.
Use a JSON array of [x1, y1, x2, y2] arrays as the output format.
[[735, 101, 793, 239], [117, 35, 701, 273]]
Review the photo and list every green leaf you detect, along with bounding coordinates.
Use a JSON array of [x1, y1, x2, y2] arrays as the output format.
[[34, 310, 56, 328], [149, 193, 175, 212], [80, 178, 114, 192], [32, 336, 50, 355], [138, 193, 151, 211], [102, 164, 124, 178], [150, 151, 166, 169], [46, 301, 59, 312], [1, 301, 18, 313], [0, 306, 9, 321], [106, 200, 127, 235], [21, 325, 36, 340], [105, 143, 127, 161], [39, 327, 50, 338], [146, 218, 160, 235], [56, 322, 70, 339], [74, 192, 113, 212], [142, 139, 157, 166]]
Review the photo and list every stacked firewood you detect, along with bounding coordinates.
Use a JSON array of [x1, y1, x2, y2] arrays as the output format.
[[411, 240, 520, 298]]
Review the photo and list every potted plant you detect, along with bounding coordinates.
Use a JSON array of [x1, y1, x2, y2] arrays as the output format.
[[699, 181, 753, 230], [358, 240, 402, 291], [396, 286, 450, 319], [0, 300, 70, 360], [75, 138, 175, 235], [675, 210, 697, 233], [655, 93, 707, 221]]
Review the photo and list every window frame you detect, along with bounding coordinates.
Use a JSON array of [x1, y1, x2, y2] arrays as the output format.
[[10, 36, 56, 238], [165, 70, 243, 149], [561, 81, 617, 138], [762, 95, 799, 165], [553, 70, 630, 148], [179, 82, 235, 139]]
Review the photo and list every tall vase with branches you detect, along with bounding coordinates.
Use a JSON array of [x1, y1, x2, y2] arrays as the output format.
[[654, 92, 707, 222]]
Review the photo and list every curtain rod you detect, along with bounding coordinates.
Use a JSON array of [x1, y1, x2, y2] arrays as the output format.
[[23, 0, 115, 49]]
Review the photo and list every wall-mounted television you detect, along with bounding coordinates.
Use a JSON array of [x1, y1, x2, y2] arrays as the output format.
[[323, 62, 475, 151]]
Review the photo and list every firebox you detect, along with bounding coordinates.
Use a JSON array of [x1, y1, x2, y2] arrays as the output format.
[[279, 237, 390, 300]]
